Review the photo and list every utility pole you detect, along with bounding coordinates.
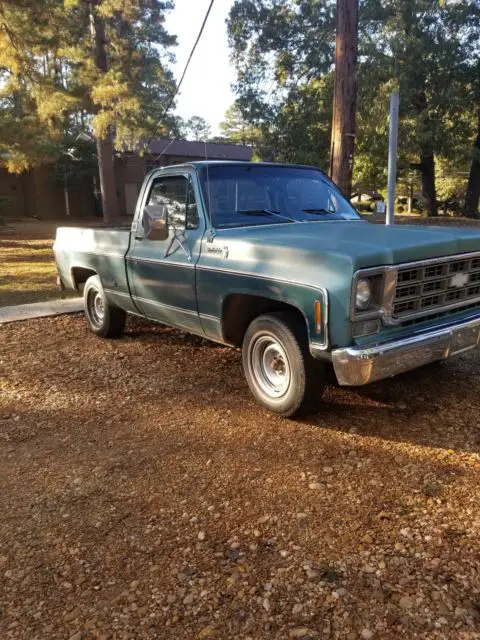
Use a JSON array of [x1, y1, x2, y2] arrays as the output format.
[[329, 0, 359, 198]]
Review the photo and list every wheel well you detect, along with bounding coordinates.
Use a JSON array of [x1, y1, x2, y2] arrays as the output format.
[[222, 294, 307, 346], [71, 266, 97, 290]]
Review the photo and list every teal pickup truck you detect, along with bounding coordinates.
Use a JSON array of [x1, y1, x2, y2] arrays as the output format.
[[54, 161, 480, 416]]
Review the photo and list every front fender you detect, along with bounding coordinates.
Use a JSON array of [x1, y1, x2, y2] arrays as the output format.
[[196, 267, 329, 352]]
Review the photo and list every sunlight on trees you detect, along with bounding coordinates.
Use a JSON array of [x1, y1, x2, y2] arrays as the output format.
[[227, 0, 480, 217]]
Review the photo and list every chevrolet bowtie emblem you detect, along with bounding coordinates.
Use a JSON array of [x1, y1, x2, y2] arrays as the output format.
[[449, 272, 470, 288]]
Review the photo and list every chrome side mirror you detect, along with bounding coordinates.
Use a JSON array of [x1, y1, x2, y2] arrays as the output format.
[[143, 204, 169, 241]]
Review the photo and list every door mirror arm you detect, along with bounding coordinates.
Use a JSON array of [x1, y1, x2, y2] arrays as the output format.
[[164, 221, 192, 262]]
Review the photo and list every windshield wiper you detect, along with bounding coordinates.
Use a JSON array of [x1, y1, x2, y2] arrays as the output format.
[[237, 209, 298, 223], [302, 208, 337, 214]]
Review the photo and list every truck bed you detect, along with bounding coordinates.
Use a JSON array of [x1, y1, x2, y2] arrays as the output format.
[[54, 226, 132, 299]]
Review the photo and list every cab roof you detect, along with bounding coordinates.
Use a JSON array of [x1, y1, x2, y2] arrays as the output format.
[[155, 160, 325, 173]]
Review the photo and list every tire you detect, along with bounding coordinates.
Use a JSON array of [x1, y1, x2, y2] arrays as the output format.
[[242, 311, 325, 418], [84, 275, 126, 338]]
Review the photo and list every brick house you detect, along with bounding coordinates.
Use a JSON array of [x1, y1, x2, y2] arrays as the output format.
[[0, 140, 254, 220]]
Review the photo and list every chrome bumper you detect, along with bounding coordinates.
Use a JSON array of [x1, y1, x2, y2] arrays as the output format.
[[332, 316, 480, 386]]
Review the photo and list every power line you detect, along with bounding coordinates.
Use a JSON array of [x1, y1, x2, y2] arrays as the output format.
[[165, 0, 215, 117], [148, 0, 215, 161]]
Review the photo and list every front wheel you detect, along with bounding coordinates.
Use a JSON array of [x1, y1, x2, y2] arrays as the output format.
[[84, 275, 126, 338], [242, 312, 325, 417]]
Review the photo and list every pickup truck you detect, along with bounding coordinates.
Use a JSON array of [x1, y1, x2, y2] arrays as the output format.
[[54, 161, 480, 417]]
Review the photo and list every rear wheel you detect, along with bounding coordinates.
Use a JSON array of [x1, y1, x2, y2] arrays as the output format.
[[84, 275, 126, 338], [242, 312, 325, 417]]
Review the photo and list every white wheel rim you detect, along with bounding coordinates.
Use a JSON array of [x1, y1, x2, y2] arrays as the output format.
[[250, 334, 291, 398], [88, 289, 105, 326], [94, 293, 104, 320]]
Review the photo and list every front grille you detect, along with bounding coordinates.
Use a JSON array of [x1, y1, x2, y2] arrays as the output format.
[[393, 254, 480, 320]]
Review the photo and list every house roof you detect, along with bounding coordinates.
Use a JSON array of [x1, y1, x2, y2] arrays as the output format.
[[148, 139, 254, 161]]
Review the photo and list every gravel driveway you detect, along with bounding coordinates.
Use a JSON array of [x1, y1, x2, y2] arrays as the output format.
[[1, 315, 479, 639]]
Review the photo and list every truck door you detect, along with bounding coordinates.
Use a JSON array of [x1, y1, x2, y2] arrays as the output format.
[[127, 171, 204, 334]]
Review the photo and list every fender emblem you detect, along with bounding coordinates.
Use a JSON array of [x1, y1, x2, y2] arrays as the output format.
[[207, 245, 229, 259]]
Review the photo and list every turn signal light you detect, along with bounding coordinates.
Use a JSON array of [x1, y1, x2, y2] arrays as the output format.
[[314, 300, 322, 334]]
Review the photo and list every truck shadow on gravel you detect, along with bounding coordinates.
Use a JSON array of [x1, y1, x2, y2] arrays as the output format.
[[123, 318, 480, 454], [3, 314, 480, 456], [304, 355, 480, 454]]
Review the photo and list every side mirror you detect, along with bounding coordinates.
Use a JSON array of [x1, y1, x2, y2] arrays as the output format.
[[143, 204, 169, 241]]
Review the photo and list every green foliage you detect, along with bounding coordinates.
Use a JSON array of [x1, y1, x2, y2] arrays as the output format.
[[0, 0, 178, 171], [219, 104, 262, 147], [262, 76, 333, 169], [435, 158, 469, 207], [52, 133, 98, 186], [181, 116, 212, 141], [227, 0, 480, 214], [227, 0, 336, 167]]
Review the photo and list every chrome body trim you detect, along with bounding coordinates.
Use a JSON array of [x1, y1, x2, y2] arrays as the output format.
[[196, 263, 327, 294], [310, 343, 332, 360], [316, 287, 329, 350], [104, 289, 131, 299], [131, 295, 198, 317], [332, 314, 480, 386], [68, 250, 126, 259], [197, 265, 329, 350], [199, 313, 221, 323], [111, 267, 329, 350], [211, 219, 365, 231], [390, 250, 480, 271], [349, 266, 393, 322], [125, 255, 195, 269]]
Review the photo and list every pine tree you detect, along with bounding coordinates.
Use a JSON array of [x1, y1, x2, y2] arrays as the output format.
[[0, 0, 177, 220], [219, 104, 261, 147], [183, 116, 212, 141]]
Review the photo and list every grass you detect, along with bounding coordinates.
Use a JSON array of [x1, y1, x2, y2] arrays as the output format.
[[0, 220, 77, 308], [0, 239, 61, 307]]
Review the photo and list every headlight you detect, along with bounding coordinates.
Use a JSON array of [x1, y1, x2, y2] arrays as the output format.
[[355, 278, 372, 309]]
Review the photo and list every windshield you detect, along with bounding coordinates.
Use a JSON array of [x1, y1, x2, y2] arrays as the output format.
[[199, 165, 361, 228]]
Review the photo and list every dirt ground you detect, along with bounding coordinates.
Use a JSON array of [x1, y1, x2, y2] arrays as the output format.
[[1, 314, 479, 639]]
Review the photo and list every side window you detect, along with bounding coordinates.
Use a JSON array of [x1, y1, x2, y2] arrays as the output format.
[[186, 179, 200, 229], [147, 176, 187, 229]]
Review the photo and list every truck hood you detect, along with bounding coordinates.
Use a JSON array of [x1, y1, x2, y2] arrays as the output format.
[[218, 220, 480, 271]]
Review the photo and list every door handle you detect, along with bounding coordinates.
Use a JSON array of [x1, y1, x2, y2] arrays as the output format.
[[134, 236, 144, 241]]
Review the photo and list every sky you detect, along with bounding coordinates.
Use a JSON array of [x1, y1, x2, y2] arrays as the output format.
[[164, 0, 237, 135]]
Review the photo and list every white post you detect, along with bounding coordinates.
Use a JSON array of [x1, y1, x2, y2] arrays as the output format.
[[386, 91, 399, 225]]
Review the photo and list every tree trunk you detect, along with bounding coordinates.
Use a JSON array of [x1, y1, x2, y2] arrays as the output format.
[[419, 152, 437, 217], [330, 0, 358, 198], [20, 171, 32, 217], [464, 111, 480, 219], [89, 0, 119, 222], [95, 134, 118, 222]]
